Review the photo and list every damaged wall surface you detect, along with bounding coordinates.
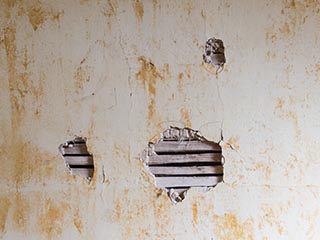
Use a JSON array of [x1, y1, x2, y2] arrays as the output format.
[[0, 0, 320, 239]]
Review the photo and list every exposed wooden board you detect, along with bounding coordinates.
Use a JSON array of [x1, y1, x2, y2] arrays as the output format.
[[154, 141, 221, 153], [61, 143, 89, 155], [148, 153, 222, 164], [64, 156, 93, 165], [148, 165, 223, 175], [155, 176, 223, 188], [70, 168, 94, 177]]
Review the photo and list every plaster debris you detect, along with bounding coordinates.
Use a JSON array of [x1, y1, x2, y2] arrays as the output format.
[[203, 37, 226, 73], [59, 137, 94, 182], [141, 127, 224, 203]]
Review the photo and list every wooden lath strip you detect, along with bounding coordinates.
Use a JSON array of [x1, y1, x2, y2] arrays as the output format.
[[148, 165, 223, 175], [154, 141, 221, 153], [147, 153, 222, 164], [155, 176, 223, 188], [60, 143, 89, 155], [70, 168, 94, 178], [64, 156, 94, 165]]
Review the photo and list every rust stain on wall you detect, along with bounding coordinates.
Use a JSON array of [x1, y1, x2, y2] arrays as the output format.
[[192, 202, 198, 224], [260, 205, 284, 235], [136, 56, 168, 130], [133, 0, 144, 21], [227, 136, 240, 151], [266, 0, 319, 43], [274, 98, 301, 137], [101, 0, 118, 30], [213, 213, 254, 240], [11, 193, 29, 232], [0, 197, 11, 237], [178, 72, 184, 92], [73, 208, 83, 233], [4, 24, 45, 124], [74, 65, 92, 93], [38, 198, 70, 239], [26, 3, 63, 31], [180, 108, 192, 127]]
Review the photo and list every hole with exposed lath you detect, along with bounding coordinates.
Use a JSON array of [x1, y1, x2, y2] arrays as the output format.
[[141, 127, 223, 203], [59, 137, 94, 182]]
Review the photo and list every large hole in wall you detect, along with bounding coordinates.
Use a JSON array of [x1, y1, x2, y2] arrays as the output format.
[[59, 137, 94, 182], [141, 127, 224, 203]]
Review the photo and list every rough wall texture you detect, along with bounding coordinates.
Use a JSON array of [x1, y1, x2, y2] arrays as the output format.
[[0, 0, 320, 239]]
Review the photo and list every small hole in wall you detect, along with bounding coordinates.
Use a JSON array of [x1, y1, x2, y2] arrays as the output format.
[[141, 127, 224, 203], [59, 137, 94, 182], [203, 37, 226, 73]]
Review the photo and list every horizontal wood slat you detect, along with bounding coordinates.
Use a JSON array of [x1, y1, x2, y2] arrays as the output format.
[[148, 153, 222, 164], [154, 141, 221, 153], [148, 165, 223, 175], [60, 143, 88, 155], [64, 156, 93, 165], [70, 168, 94, 177], [155, 176, 223, 188]]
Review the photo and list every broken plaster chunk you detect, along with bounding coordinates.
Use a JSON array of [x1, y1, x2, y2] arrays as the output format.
[[203, 37, 226, 73], [59, 137, 94, 182], [141, 127, 224, 203]]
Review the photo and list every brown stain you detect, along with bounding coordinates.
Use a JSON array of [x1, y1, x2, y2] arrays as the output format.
[[27, 5, 46, 31], [136, 56, 168, 130], [4, 25, 45, 123], [180, 108, 192, 127], [133, 0, 144, 21], [201, 9, 206, 19], [74, 65, 92, 93], [213, 213, 254, 240], [11, 193, 31, 232], [250, 162, 272, 181], [178, 72, 184, 92], [266, 0, 319, 43], [260, 205, 284, 235], [73, 208, 83, 233], [0, 197, 11, 236], [38, 198, 70, 239], [4, 25, 19, 128], [227, 136, 240, 151], [274, 98, 301, 136], [102, 0, 118, 30], [192, 202, 198, 223], [276, 98, 284, 111], [26, 2, 63, 31], [279, 21, 291, 34], [184, 0, 194, 15], [115, 197, 121, 221], [0, 0, 18, 19]]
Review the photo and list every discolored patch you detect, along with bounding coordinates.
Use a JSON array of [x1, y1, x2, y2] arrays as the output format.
[[11, 193, 37, 232], [133, 0, 144, 21], [227, 136, 240, 151], [265, 0, 319, 43], [180, 108, 192, 127], [192, 202, 198, 223], [74, 65, 92, 93], [135, 56, 169, 130], [0, 197, 11, 236], [27, 5, 46, 31], [26, 3, 63, 31], [38, 198, 70, 239], [213, 213, 254, 240], [73, 208, 83, 233]]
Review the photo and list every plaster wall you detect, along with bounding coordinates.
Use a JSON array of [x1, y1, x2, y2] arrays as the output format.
[[0, 0, 320, 239]]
